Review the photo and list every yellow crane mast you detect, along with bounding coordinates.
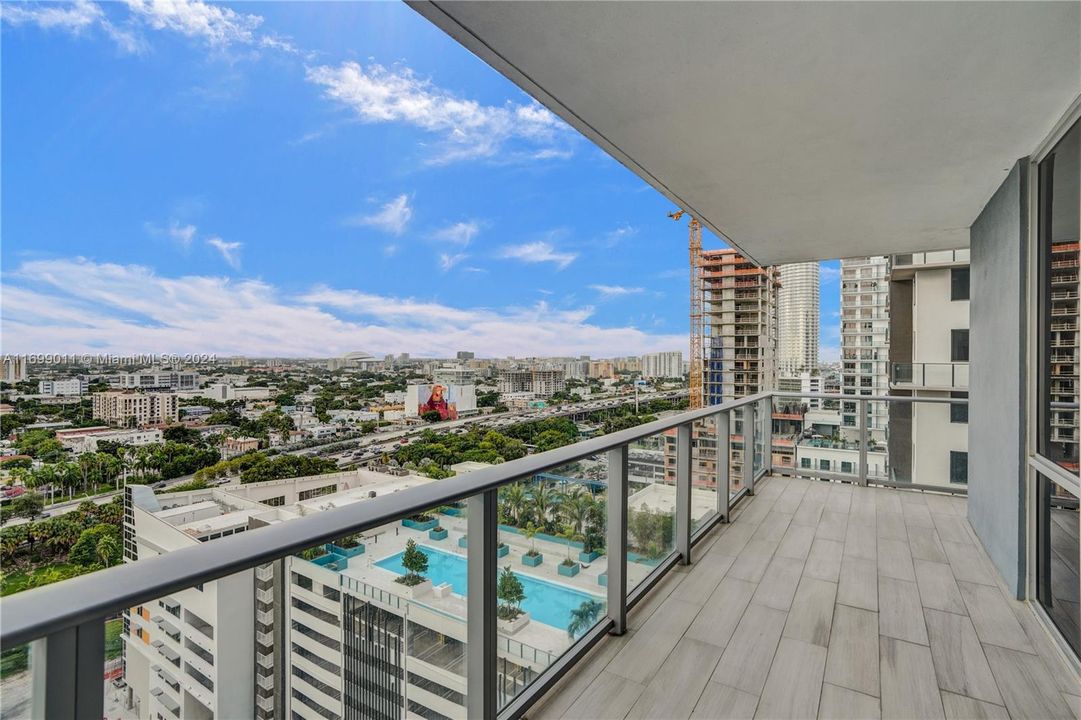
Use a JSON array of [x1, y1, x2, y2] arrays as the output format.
[[669, 210, 704, 409]]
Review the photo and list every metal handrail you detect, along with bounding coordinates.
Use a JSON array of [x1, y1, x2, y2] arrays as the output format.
[[0, 392, 769, 647]]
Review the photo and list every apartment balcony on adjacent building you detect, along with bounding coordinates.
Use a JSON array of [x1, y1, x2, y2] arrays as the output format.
[[890, 362, 970, 391]]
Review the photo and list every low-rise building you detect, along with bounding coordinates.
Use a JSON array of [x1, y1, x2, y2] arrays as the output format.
[[221, 436, 261, 459], [37, 378, 87, 396]]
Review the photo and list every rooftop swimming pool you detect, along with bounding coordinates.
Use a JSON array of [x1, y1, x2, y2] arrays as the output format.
[[375, 545, 604, 631]]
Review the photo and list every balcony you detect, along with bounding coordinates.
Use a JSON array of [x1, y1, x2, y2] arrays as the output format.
[[890, 362, 969, 390], [1, 393, 1077, 720], [528, 478, 1079, 720]]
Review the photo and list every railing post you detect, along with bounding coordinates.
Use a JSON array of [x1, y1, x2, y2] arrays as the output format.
[[716, 412, 731, 523], [467, 489, 498, 719], [606, 446, 628, 635], [676, 423, 692, 566], [858, 398, 868, 487], [762, 398, 773, 476], [744, 406, 756, 495], [30, 620, 104, 720]]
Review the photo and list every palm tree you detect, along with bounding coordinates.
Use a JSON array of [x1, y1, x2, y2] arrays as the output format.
[[530, 482, 558, 530], [561, 492, 594, 536], [567, 599, 605, 639], [501, 483, 529, 526]]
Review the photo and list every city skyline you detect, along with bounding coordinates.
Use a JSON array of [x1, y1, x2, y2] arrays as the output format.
[[1, 1, 842, 361]]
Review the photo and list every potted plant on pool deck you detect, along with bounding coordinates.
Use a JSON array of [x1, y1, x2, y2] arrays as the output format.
[[496, 567, 530, 634], [402, 511, 438, 531], [521, 522, 543, 567], [395, 539, 433, 598], [557, 524, 581, 577], [428, 525, 448, 541]]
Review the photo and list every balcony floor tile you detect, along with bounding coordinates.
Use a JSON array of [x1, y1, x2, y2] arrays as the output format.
[[529, 476, 1081, 720]]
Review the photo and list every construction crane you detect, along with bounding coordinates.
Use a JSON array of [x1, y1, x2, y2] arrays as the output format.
[[669, 210, 704, 409]]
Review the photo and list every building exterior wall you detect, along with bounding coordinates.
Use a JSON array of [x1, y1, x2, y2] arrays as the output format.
[[777, 262, 820, 376], [92, 391, 180, 426], [888, 251, 971, 488], [639, 351, 684, 379], [840, 256, 890, 442], [968, 160, 1029, 598], [701, 249, 779, 406]]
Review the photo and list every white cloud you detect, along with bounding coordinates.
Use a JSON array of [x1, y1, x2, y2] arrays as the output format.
[[820, 344, 841, 363], [820, 263, 841, 283], [1, 257, 685, 358], [590, 284, 644, 298], [3, 0, 303, 55], [3, 0, 102, 31], [498, 241, 577, 270], [206, 237, 241, 269], [347, 194, 412, 236], [3, 0, 143, 53], [306, 61, 573, 164], [439, 253, 468, 272], [603, 225, 637, 246], [146, 220, 197, 248], [123, 0, 261, 46], [432, 221, 480, 246]]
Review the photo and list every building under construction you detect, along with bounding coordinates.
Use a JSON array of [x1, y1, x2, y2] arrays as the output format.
[[701, 248, 780, 405]]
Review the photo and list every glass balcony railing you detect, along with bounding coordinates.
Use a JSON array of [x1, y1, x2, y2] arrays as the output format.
[[890, 362, 969, 389], [0, 391, 968, 720]]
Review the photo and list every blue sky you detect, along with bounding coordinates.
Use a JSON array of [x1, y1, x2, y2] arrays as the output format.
[[1, 1, 842, 360]]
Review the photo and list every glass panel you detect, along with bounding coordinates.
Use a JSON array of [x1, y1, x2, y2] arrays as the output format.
[[770, 395, 801, 475], [886, 399, 968, 489], [690, 417, 720, 531], [0, 643, 32, 719], [628, 430, 678, 587], [1036, 475, 1080, 657], [730, 407, 747, 494], [495, 466, 606, 710], [1038, 117, 1080, 474]]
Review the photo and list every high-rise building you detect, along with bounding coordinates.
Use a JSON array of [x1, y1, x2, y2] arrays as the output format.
[[701, 249, 779, 405], [777, 262, 820, 377], [887, 249, 971, 487], [496, 369, 565, 397], [840, 256, 890, 441], [639, 351, 683, 379], [92, 391, 180, 427], [2, 356, 27, 383], [455, 351, 475, 361]]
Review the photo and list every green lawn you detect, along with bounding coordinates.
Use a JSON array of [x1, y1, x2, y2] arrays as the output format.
[[0, 562, 89, 597], [0, 617, 123, 678], [105, 617, 123, 660]]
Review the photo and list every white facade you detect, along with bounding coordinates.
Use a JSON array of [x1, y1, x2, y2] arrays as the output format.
[[38, 378, 86, 396], [777, 372, 823, 409], [777, 262, 820, 376], [639, 351, 684, 379], [111, 370, 200, 391], [888, 250, 971, 488], [840, 256, 890, 441]]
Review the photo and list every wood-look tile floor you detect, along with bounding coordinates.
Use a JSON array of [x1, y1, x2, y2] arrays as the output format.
[[527, 477, 1081, 720]]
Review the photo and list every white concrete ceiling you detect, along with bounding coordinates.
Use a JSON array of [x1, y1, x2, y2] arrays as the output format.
[[410, 1, 1081, 265]]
